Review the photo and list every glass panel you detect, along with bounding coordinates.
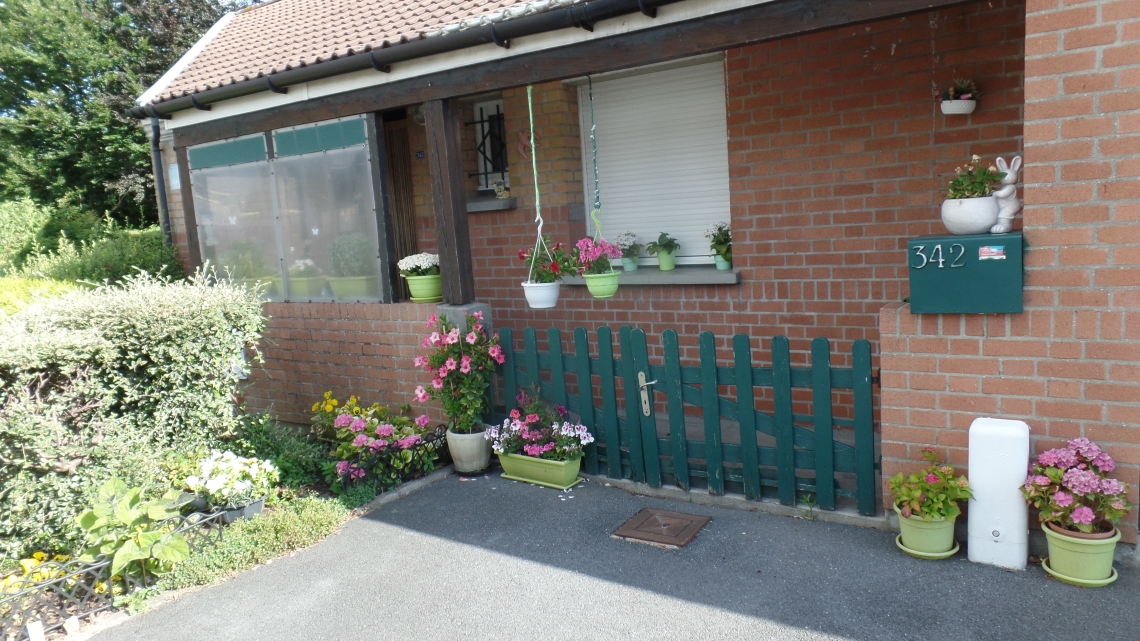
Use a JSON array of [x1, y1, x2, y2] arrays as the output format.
[[191, 161, 283, 300], [271, 144, 382, 301]]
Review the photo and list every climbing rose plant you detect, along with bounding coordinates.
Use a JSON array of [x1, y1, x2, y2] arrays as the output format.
[[413, 312, 503, 434], [889, 447, 972, 521], [1022, 437, 1131, 534]]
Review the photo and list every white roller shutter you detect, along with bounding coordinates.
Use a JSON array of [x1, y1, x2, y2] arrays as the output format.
[[579, 59, 730, 264]]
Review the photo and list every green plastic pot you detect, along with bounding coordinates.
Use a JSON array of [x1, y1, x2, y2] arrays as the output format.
[[621, 257, 639, 272], [656, 250, 677, 271], [328, 275, 379, 299], [583, 271, 620, 298], [895, 505, 956, 554], [405, 274, 442, 302], [714, 255, 731, 271], [284, 276, 327, 298], [498, 453, 582, 490], [1044, 521, 1120, 584]]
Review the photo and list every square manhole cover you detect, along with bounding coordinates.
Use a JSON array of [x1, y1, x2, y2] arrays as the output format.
[[612, 508, 711, 549]]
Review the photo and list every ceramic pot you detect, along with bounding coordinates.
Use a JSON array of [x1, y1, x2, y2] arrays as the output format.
[[714, 255, 731, 271], [941, 197, 999, 235], [895, 505, 957, 554], [1043, 521, 1120, 585], [940, 100, 977, 115], [446, 428, 492, 473], [498, 453, 582, 490], [521, 281, 560, 309], [621, 257, 639, 272], [285, 277, 327, 298], [656, 250, 677, 271], [328, 275, 379, 299], [583, 271, 620, 299], [404, 274, 442, 302]]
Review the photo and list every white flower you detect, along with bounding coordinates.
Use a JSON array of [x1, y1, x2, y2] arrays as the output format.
[[704, 222, 730, 240], [397, 253, 440, 271], [613, 231, 639, 251]]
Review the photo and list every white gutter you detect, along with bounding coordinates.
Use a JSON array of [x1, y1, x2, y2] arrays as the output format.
[[136, 12, 237, 106]]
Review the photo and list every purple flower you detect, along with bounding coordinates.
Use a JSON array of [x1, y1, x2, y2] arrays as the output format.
[[335, 460, 350, 476], [1053, 491, 1073, 507], [556, 404, 568, 418], [334, 414, 353, 428], [352, 434, 370, 447], [375, 423, 394, 437], [516, 392, 526, 405], [415, 414, 431, 428], [1071, 506, 1096, 525], [349, 418, 367, 433], [1033, 475, 1051, 486], [1062, 468, 1101, 495], [369, 439, 388, 452], [1100, 478, 1126, 495], [1092, 452, 1115, 472]]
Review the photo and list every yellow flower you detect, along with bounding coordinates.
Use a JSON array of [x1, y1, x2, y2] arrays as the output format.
[[323, 391, 332, 399], [52, 554, 69, 562], [32, 551, 47, 562], [312, 402, 320, 412]]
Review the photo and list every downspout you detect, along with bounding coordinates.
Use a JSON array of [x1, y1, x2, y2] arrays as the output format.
[[128, 0, 678, 119], [150, 118, 172, 246]]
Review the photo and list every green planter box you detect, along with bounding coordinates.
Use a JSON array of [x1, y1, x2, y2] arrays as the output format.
[[328, 275, 379, 299], [498, 453, 583, 490]]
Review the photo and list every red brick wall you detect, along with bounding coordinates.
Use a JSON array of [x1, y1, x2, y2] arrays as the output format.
[[880, 0, 1140, 540]]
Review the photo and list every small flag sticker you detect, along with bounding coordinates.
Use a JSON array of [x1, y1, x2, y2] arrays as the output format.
[[979, 246, 1006, 260]]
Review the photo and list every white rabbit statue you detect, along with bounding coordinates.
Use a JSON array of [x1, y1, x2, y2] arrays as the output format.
[[990, 155, 1022, 234]]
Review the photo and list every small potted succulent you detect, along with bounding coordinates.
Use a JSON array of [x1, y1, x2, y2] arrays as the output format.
[[889, 447, 973, 559], [572, 236, 622, 299], [398, 252, 441, 302], [613, 231, 642, 272], [1022, 437, 1132, 587], [485, 388, 594, 490], [518, 237, 574, 309], [940, 78, 978, 115], [704, 222, 732, 270], [282, 259, 326, 298], [941, 155, 1006, 235], [412, 311, 504, 472], [646, 232, 681, 271], [184, 451, 279, 524], [328, 233, 378, 299]]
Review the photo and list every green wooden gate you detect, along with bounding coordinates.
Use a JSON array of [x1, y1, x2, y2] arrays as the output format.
[[492, 326, 879, 516]]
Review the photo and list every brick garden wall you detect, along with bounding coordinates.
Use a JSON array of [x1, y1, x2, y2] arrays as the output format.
[[880, 0, 1140, 541]]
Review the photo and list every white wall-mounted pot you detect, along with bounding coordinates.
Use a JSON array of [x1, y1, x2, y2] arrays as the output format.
[[941, 100, 977, 115], [941, 197, 999, 235]]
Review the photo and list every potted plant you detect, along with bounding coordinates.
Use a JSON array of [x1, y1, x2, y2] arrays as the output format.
[[485, 389, 594, 490], [219, 241, 277, 296], [940, 78, 978, 115], [941, 155, 1005, 235], [1022, 437, 1131, 587], [412, 311, 504, 473], [398, 252, 441, 302], [705, 222, 732, 270], [184, 451, 279, 524], [572, 236, 622, 299], [614, 231, 642, 272], [328, 233, 378, 298], [518, 236, 574, 309], [646, 232, 681, 271], [888, 447, 973, 559], [281, 259, 326, 298]]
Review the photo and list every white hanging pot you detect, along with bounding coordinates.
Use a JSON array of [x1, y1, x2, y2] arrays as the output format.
[[521, 281, 560, 309], [940, 100, 976, 115]]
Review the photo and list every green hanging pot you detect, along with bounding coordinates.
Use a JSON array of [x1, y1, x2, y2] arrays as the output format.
[[583, 271, 620, 298]]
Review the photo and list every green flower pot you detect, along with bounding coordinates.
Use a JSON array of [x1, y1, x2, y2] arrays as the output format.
[[895, 504, 956, 554], [714, 255, 731, 271], [583, 271, 620, 299], [284, 277, 326, 298], [621, 257, 639, 272], [405, 274, 442, 302], [328, 275, 379, 299], [656, 250, 676, 271], [1043, 522, 1120, 586], [498, 453, 582, 490]]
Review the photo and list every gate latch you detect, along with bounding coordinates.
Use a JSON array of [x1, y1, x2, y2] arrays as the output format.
[[637, 372, 657, 417]]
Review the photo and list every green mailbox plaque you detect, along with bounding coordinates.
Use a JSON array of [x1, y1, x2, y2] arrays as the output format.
[[907, 232, 1024, 314]]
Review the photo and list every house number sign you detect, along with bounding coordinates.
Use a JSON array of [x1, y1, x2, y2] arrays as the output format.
[[910, 243, 965, 269], [906, 232, 1023, 314]]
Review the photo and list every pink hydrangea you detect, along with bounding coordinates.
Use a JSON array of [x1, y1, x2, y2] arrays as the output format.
[[1052, 491, 1073, 507], [369, 439, 388, 452], [413, 386, 429, 403], [350, 467, 366, 480], [1092, 452, 1115, 472], [352, 433, 370, 447], [375, 423, 395, 437], [1038, 448, 1078, 469], [1100, 478, 1126, 495], [1068, 437, 1101, 459], [1070, 506, 1095, 525], [335, 460, 350, 476], [1033, 475, 1051, 486], [1062, 468, 1101, 494], [398, 435, 422, 449], [349, 418, 368, 433], [924, 473, 939, 484], [415, 414, 431, 428], [334, 413, 353, 428]]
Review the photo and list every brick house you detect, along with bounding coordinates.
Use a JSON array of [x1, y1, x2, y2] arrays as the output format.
[[133, 0, 1139, 540]]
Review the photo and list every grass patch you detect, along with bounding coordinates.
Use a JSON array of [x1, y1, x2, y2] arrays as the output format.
[[0, 276, 75, 314], [159, 496, 349, 591]]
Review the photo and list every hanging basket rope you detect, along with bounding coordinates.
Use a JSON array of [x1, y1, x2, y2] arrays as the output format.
[[525, 84, 554, 285], [588, 75, 604, 241]]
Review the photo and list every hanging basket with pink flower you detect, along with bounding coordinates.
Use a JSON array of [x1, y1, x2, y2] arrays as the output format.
[[1022, 437, 1132, 587], [572, 236, 622, 299], [888, 447, 973, 559]]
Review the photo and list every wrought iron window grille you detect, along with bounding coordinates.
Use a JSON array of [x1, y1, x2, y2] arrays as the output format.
[[466, 102, 509, 189]]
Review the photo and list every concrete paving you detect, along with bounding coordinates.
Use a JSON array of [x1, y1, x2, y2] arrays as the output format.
[[96, 473, 1140, 641]]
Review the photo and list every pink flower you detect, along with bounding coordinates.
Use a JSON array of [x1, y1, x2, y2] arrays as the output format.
[[1062, 468, 1101, 494], [526, 413, 540, 424], [472, 311, 483, 320], [1092, 452, 1115, 472], [415, 414, 431, 428], [431, 377, 444, 389], [336, 461, 350, 476], [369, 439, 388, 452], [1033, 475, 1051, 486], [1053, 491, 1073, 507], [352, 433, 370, 447], [466, 332, 478, 344], [421, 337, 433, 348], [349, 418, 368, 433], [923, 446, 936, 453], [1100, 478, 1126, 495], [398, 435, 422, 449], [445, 357, 457, 371], [413, 386, 429, 403], [429, 332, 441, 346], [924, 473, 939, 484], [460, 355, 472, 373], [426, 314, 438, 327], [1069, 437, 1101, 459], [1071, 506, 1096, 525], [509, 409, 521, 419], [556, 404, 567, 418], [473, 323, 483, 334], [414, 355, 429, 369], [350, 467, 366, 480], [438, 366, 449, 378], [376, 423, 395, 437], [1111, 501, 1127, 511], [445, 328, 460, 345], [334, 414, 353, 428]]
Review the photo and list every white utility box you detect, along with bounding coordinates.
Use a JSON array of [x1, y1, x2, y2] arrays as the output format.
[[967, 417, 1030, 570]]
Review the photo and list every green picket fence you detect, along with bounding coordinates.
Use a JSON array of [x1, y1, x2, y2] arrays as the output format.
[[491, 326, 879, 516]]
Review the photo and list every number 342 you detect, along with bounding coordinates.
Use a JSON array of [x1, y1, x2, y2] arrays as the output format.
[[911, 243, 965, 269]]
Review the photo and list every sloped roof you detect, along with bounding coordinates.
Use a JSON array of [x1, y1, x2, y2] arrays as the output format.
[[154, 0, 544, 104]]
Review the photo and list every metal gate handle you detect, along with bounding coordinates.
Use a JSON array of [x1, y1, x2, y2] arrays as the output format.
[[637, 372, 657, 417]]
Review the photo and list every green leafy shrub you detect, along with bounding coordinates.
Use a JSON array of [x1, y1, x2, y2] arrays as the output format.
[[0, 199, 50, 273], [0, 271, 266, 558], [234, 413, 331, 488], [158, 496, 348, 591], [0, 276, 76, 314], [75, 479, 191, 582], [329, 233, 375, 278], [218, 241, 274, 279], [18, 226, 183, 283]]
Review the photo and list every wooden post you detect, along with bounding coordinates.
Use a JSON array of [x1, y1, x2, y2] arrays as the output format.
[[365, 112, 397, 303], [423, 99, 475, 304]]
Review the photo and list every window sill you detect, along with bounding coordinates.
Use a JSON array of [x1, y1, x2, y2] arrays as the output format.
[[466, 196, 516, 213], [563, 265, 740, 286]]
